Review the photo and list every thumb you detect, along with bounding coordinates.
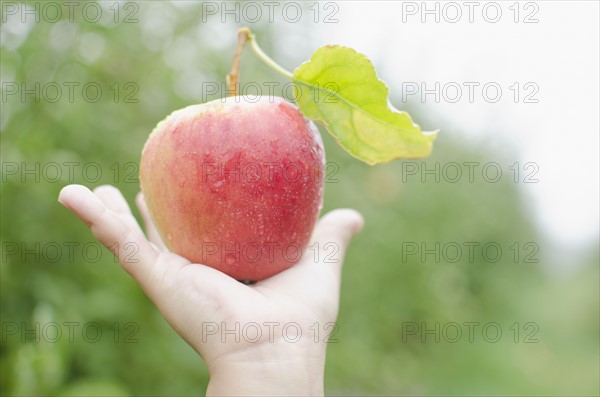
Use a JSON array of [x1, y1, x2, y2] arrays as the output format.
[[270, 209, 364, 283], [259, 208, 364, 314], [309, 208, 364, 273]]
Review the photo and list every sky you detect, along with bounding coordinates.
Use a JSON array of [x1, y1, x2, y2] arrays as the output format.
[[306, 1, 599, 251]]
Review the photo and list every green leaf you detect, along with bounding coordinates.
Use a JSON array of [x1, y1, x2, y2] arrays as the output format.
[[292, 46, 437, 165]]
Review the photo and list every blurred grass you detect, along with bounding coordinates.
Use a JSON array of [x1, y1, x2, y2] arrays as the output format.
[[1, 2, 598, 396]]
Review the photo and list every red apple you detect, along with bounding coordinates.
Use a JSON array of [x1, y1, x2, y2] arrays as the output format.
[[140, 96, 325, 281]]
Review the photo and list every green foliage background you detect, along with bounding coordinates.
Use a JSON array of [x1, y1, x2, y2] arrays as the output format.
[[1, 2, 598, 396]]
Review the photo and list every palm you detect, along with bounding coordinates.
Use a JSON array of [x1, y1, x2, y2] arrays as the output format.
[[151, 253, 336, 361]]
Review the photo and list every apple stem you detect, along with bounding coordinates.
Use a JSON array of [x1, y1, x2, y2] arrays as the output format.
[[226, 28, 249, 97], [226, 28, 294, 97], [245, 30, 294, 80]]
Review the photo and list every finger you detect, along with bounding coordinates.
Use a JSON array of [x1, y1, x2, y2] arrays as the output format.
[[136, 192, 167, 251], [93, 185, 131, 214], [259, 209, 364, 305], [94, 185, 143, 235], [58, 184, 159, 285]]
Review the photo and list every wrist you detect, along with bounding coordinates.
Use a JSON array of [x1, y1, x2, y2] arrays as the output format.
[[206, 339, 326, 396]]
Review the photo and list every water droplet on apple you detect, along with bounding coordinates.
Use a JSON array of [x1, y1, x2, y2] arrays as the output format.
[[210, 180, 224, 193], [167, 234, 173, 241]]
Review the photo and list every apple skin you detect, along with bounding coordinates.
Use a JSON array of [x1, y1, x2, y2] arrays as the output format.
[[140, 96, 325, 281]]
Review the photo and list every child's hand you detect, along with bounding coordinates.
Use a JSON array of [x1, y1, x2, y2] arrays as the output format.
[[59, 184, 363, 396]]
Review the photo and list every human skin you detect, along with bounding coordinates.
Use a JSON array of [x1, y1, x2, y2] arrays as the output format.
[[140, 96, 325, 281], [58, 184, 363, 396]]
